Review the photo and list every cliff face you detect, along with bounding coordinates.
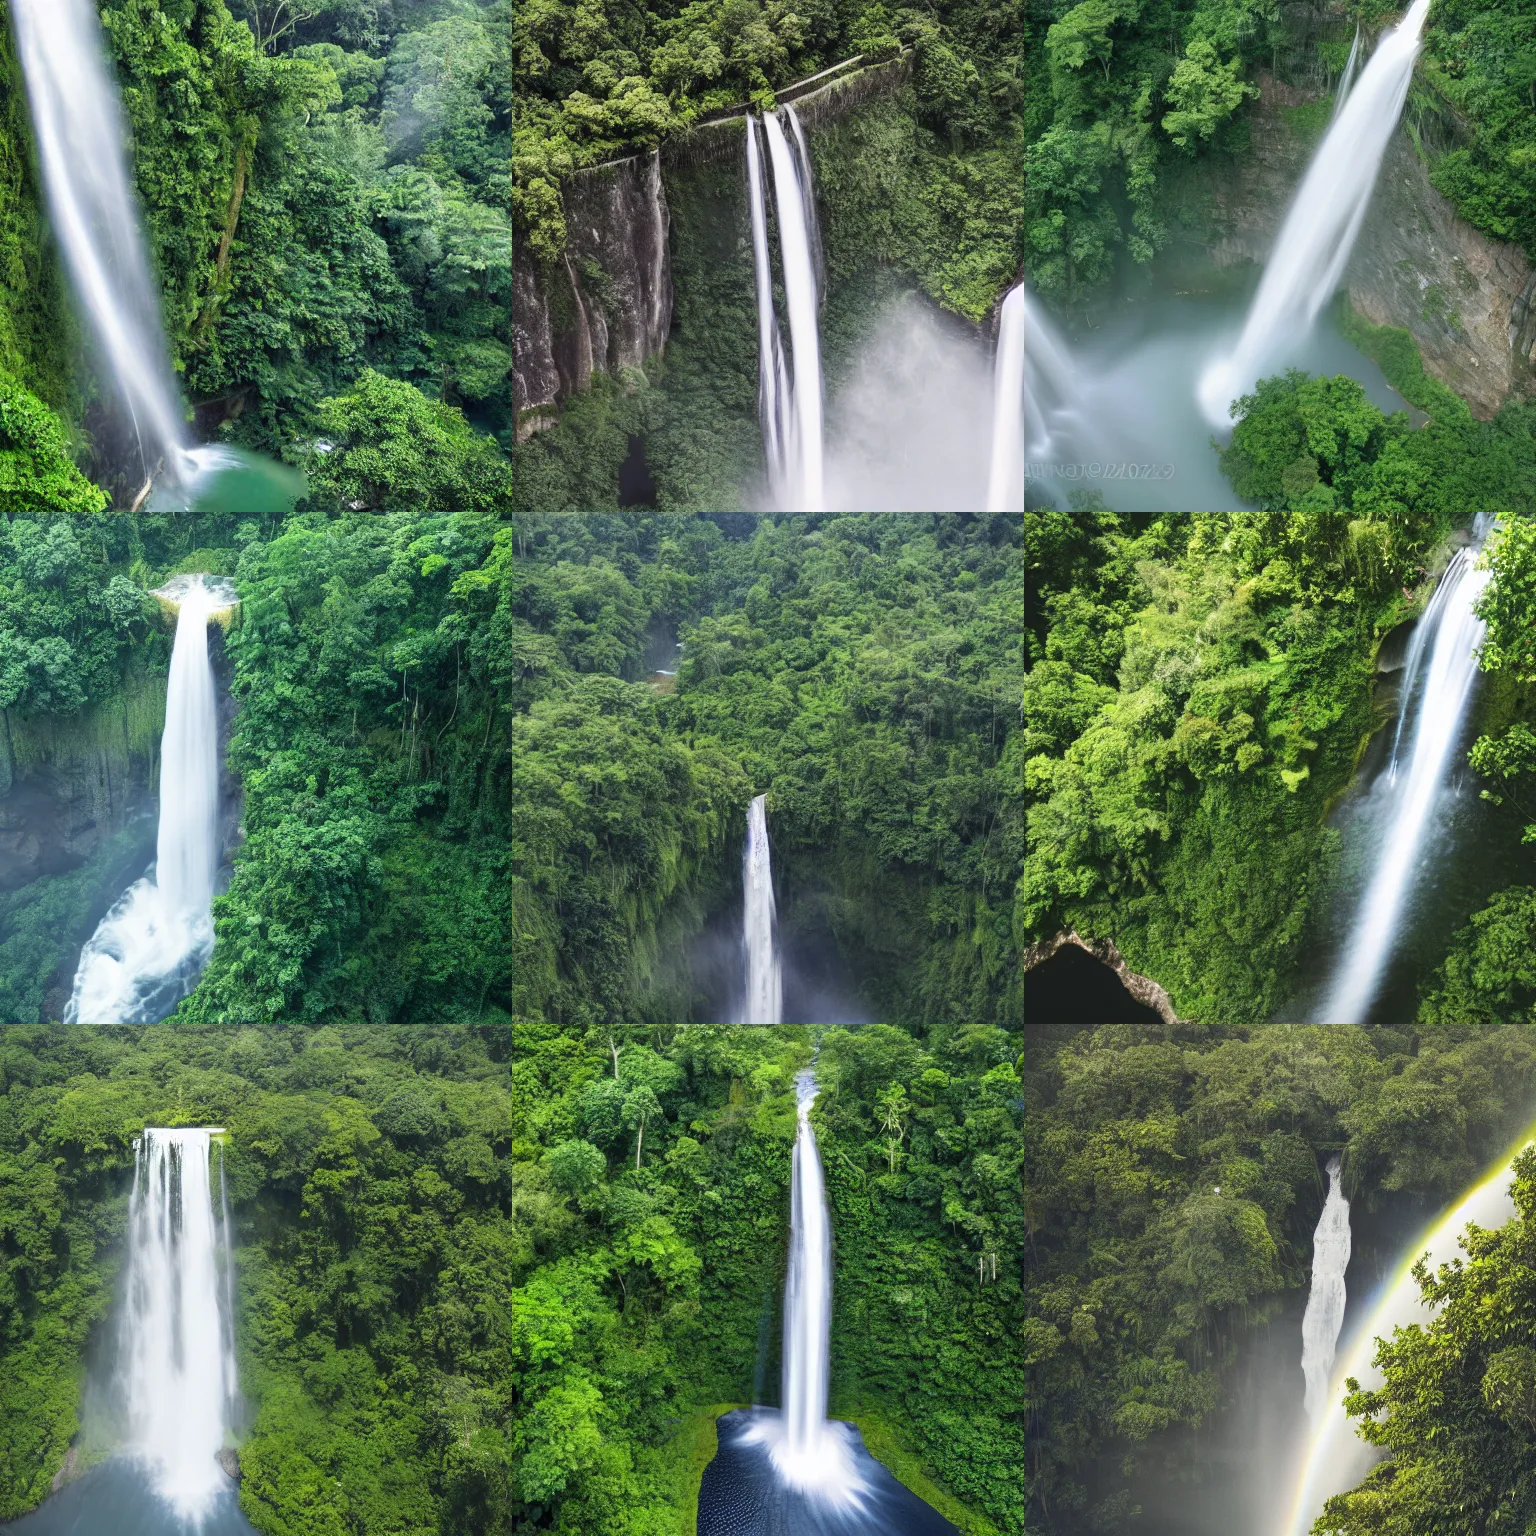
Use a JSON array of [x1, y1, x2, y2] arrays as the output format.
[[512, 55, 917, 442], [0, 671, 164, 891], [513, 150, 673, 442], [1207, 75, 1536, 418]]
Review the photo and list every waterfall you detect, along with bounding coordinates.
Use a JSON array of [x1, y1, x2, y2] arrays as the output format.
[[746, 109, 825, 510], [746, 1070, 864, 1504], [1198, 0, 1433, 426], [8, 0, 192, 485], [66, 576, 234, 1024], [739, 793, 783, 1025], [986, 284, 1025, 511], [1332, 26, 1363, 122], [1300, 1155, 1351, 1426], [1284, 1131, 1530, 1534], [746, 118, 791, 496], [1316, 531, 1490, 1023], [120, 1127, 238, 1520]]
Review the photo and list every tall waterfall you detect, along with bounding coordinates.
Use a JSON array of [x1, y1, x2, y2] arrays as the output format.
[[739, 794, 783, 1025], [1316, 533, 1491, 1023], [120, 1128, 238, 1520], [746, 109, 825, 510], [1283, 1131, 1530, 1534], [1300, 1155, 1351, 1426], [66, 577, 234, 1024], [1198, 0, 1433, 426], [746, 1070, 864, 1504], [986, 284, 1025, 511], [8, 0, 191, 485]]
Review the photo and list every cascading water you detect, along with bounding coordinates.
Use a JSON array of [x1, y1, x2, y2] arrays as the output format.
[[739, 793, 783, 1025], [120, 1128, 238, 1521], [1022, 291, 1090, 463], [8, 0, 191, 485], [66, 576, 235, 1024], [1198, 0, 1433, 426], [746, 118, 792, 496], [986, 284, 1025, 511], [1315, 528, 1491, 1023], [1300, 1155, 1351, 1426], [745, 1070, 864, 1504], [746, 109, 825, 510], [1283, 1131, 1532, 1534]]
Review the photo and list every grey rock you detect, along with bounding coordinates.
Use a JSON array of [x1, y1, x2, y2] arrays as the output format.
[[1206, 73, 1534, 418]]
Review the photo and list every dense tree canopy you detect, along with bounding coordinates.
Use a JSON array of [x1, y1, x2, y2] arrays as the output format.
[[513, 513, 1023, 1027], [512, 1019, 1024, 1534], [0, 1024, 511, 1534]]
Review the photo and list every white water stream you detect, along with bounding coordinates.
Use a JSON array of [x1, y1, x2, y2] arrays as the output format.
[[1331, 26, 1363, 123], [986, 284, 1025, 511], [1300, 1155, 1351, 1426], [1199, 0, 1433, 425], [746, 1069, 865, 1505], [1316, 532, 1491, 1023], [746, 108, 825, 510], [8, 0, 194, 485], [120, 1128, 237, 1521], [1284, 1134, 1532, 1534], [66, 576, 235, 1024], [739, 793, 783, 1025]]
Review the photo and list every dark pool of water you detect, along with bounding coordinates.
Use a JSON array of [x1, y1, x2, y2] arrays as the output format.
[[1023, 943, 1164, 1025], [2, 1459, 256, 1535], [697, 1410, 958, 1536]]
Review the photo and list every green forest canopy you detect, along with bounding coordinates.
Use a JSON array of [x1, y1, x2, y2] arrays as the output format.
[[513, 513, 1024, 1027], [0, 1023, 511, 1536], [0, 508, 511, 1027]]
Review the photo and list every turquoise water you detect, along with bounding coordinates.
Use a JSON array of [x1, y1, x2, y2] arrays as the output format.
[[145, 447, 306, 513]]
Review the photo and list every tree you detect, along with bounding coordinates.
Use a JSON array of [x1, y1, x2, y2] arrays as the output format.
[[875, 1081, 910, 1174]]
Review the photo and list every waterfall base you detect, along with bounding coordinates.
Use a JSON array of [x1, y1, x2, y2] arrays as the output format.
[[698, 1409, 958, 1536], [2, 1457, 255, 1535]]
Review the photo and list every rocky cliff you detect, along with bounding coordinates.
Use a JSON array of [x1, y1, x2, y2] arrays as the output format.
[[0, 670, 164, 891], [513, 151, 673, 442], [1207, 74, 1536, 418], [512, 54, 916, 442]]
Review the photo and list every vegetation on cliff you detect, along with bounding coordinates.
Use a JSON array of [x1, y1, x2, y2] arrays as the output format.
[[511, 0, 1023, 274], [511, 1019, 1024, 1533], [0, 1023, 510, 1534], [513, 512, 1023, 1027]]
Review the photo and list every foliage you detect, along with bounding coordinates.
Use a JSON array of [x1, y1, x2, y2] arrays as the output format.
[[512, 513, 1023, 1027], [1423, 0, 1536, 260], [299, 370, 514, 513], [0, 1023, 511, 1533], [96, 0, 510, 449], [1317, 1146, 1536, 1536], [511, 1019, 1023, 1533], [1021, 509, 1466, 1022]]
